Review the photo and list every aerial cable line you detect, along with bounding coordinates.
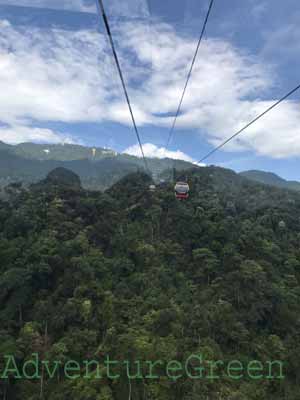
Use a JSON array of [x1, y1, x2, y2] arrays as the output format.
[[96, 0, 149, 173], [198, 83, 300, 164], [165, 0, 215, 151]]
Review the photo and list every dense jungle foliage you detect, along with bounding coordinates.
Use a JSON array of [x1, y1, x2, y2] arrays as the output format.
[[0, 166, 300, 399]]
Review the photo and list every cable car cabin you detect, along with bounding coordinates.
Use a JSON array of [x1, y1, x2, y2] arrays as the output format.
[[175, 182, 190, 200], [149, 184, 156, 192]]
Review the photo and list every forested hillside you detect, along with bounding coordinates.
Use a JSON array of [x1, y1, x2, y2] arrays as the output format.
[[1, 167, 300, 399], [0, 142, 193, 190], [241, 170, 300, 192]]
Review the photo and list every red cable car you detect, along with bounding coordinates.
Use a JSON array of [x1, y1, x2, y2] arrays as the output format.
[[174, 181, 190, 200]]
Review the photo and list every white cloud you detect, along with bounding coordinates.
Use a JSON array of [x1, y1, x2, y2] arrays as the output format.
[[0, 22, 119, 125], [124, 142, 202, 165], [0, 124, 76, 145], [231, 101, 300, 158], [116, 21, 300, 160], [0, 19, 121, 142], [0, 16, 299, 158]]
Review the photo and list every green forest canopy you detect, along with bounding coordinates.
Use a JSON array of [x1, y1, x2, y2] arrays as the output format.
[[0, 166, 300, 399]]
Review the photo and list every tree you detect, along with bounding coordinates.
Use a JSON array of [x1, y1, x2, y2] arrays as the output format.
[[192, 248, 219, 285]]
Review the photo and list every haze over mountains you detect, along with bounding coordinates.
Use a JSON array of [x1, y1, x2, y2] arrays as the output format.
[[0, 141, 193, 190], [0, 141, 300, 192], [240, 170, 300, 192]]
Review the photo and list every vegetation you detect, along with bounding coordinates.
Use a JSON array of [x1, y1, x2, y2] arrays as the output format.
[[0, 143, 193, 191], [241, 170, 300, 191], [0, 166, 300, 399]]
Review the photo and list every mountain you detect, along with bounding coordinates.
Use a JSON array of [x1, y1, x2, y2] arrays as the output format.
[[1, 141, 117, 161], [41, 167, 82, 189], [240, 170, 300, 191], [0, 166, 300, 399], [0, 142, 195, 190], [0, 141, 11, 151], [2, 142, 300, 195]]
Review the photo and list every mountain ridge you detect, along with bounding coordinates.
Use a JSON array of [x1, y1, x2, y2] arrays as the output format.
[[240, 169, 300, 191], [1, 141, 300, 193], [0, 142, 195, 190]]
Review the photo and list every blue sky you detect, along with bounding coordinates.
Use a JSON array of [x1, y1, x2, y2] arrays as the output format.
[[0, 0, 300, 179]]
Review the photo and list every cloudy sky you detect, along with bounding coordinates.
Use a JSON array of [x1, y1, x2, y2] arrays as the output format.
[[0, 0, 299, 179]]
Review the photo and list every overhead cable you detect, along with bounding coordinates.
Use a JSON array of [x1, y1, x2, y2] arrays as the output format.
[[165, 0, 215, 150], [198, 83, 300, 163], [97, 0, 149, 172]]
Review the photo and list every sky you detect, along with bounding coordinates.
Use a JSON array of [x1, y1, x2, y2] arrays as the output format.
[[0, 0, 300, 179]]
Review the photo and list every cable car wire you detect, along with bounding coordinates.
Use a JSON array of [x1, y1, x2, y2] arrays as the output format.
[[198, 83, 300, 164], [96, 0, 149, 172], [165, 0, 215, 150]]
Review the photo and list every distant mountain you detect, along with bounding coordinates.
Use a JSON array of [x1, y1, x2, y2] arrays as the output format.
[[2, 142, 300, 194], [0, 142, 195, 190], [0, 141, 11, 151], [240, 170, 300, 191], [1, 141, 118, 161]]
